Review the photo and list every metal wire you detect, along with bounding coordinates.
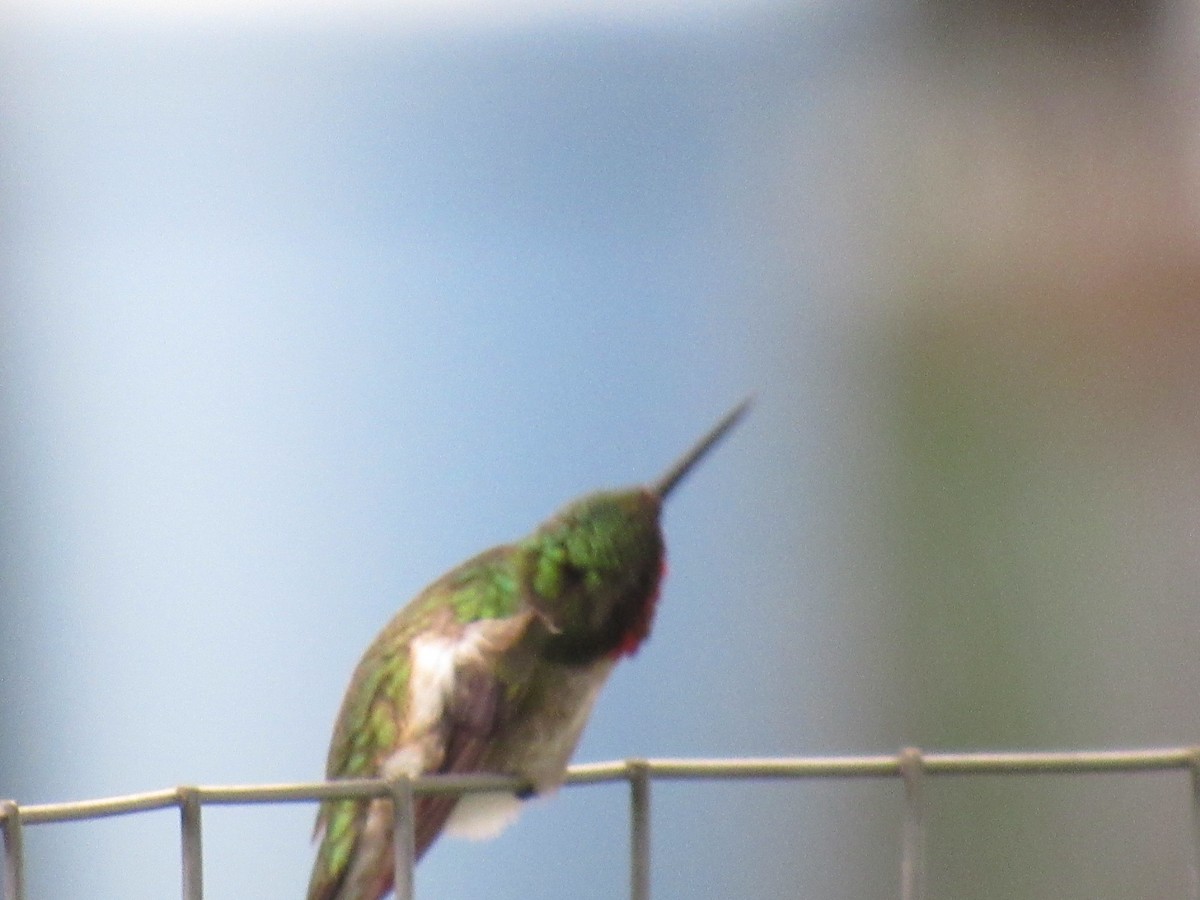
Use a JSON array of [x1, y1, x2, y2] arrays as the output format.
[[390, 778, 416, 900], [899, 747, 927, 900], [178, 787, 203, 900], [1189, 750, 1200, 900], [627, 760, 651, 900], [0, 801, 24, 900], [3, 747, 1200, 900]]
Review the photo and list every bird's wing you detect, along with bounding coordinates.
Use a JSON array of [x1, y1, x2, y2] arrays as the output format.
[[308, 551, 540, 900], [409, 607, 544, 853], [307, 618, 415, 900]]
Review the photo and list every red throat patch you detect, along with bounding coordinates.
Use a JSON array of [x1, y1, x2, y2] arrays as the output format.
[[614, 558, 667, 658]]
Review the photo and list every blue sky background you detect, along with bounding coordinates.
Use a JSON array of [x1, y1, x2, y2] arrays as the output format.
[[0, 5, 899, 898]]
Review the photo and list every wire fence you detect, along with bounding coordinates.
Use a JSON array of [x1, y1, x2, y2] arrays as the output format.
[[3, 746, 1200, 900]]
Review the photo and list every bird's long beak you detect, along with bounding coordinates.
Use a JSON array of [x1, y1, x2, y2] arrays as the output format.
[[653, 398, 752, 501]]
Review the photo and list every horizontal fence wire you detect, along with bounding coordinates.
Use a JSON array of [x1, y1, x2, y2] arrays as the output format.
[[3, 747, 1200, 900]]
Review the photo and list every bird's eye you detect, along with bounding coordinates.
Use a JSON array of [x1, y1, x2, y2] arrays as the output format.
[[561, 562, 585, 587]]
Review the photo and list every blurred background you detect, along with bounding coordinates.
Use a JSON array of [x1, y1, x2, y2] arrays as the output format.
[[3, 0, 1200, 897]]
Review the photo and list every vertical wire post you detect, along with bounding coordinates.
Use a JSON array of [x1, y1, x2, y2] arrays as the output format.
[[1188, 750, 1200, 900], [628, 760, 651, 900], [390, 778, 416, 900], [0, 801, 25, 900], [178, 787, 203, 900], [899, 747, 927, 900]]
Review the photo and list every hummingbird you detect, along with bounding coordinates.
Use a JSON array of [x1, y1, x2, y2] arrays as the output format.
[[306, 400, 750, 900]]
